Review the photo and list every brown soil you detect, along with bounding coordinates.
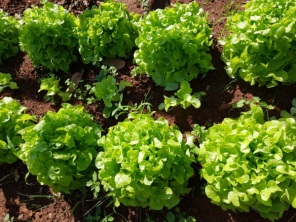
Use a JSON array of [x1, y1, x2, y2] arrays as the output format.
[[1, 0, 296, 221]]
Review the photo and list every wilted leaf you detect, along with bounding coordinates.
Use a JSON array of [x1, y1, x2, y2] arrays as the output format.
[[70, 71, 84, 87], [106, 58, 126, 70], [218, 103, 232, 111], [14, 169, 20, 182]]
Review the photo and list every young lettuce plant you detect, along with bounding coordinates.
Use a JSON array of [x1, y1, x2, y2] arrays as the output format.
[[17, 104, 103, 193], [133, 2, 213, 90], [197, 104, 296, 221], [39, 74, 72, 103], [94, 114, 198, 210], [0, 10, 20, 64], [221, 0, 296, 87], [89, 75, 132, 118], [0, 97, 35, 164], [159, 81, 206, 111], [19, 2, 78, 72], [76, 1, 138, 66], [0, 73, 18, 93]]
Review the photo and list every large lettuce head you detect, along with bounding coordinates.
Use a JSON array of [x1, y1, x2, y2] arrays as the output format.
[[18, 104, 103, 193], [95, 114, 197, 210], [134, 1, 213, 91], [198, 104, 296, 220]]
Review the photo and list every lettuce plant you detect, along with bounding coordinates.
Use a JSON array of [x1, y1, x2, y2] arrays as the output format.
[[0, 97, 35, 164], [197, 104, 296, 220], [159, 81, 205, 111], [133, 2, 213, 90], [19, 2, 78, 72], [89, 75, 131, 118], [0, 10, 20, 64], [18, 104, 103, 193], [95, 114, 197, 210], [39, 74, 72, 103], [0, 73, 18, 93], [221, 0, 296, 87], [76, 1, 138, 66]]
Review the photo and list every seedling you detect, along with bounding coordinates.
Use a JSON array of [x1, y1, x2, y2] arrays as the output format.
[[90, 75, 132, 118], [39, 74, 72, 103], [0, 73, 18, 93], [159, 81, 205, 111]]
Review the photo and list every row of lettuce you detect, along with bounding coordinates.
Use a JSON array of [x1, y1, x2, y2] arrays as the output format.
[[1, 0, 296, 91], [1, 96, 296, 221]]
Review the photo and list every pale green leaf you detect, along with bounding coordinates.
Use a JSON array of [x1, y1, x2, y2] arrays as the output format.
[[115, 172, 131, 188]]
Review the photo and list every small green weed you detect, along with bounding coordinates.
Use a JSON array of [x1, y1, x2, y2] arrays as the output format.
[[166, 207, 196, 222], [144, 207, 196, 222], [222, 0, 240, 17], [111, 93, 152, 120], [232, 97, 274, 110], [95, 65, 118, 82], [0, 174, 13, 186], [85, 207, 114, 222], [232, 97, 275, 120]]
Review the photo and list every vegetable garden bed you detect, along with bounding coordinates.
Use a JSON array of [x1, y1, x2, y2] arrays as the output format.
[[1, 0, 296, 221]]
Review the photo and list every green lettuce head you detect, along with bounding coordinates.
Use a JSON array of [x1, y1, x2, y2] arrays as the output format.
[[0, 97, 35, 164], [221, 0, 296, 87], [197, 104, 296, 220], [134, 2, 213, 90], [0, 10, 20, 64], [19, 2, 78, 72], [18, 104, 103, 193], [95, 113, 197, 210], [76, 1, 138, 66]]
